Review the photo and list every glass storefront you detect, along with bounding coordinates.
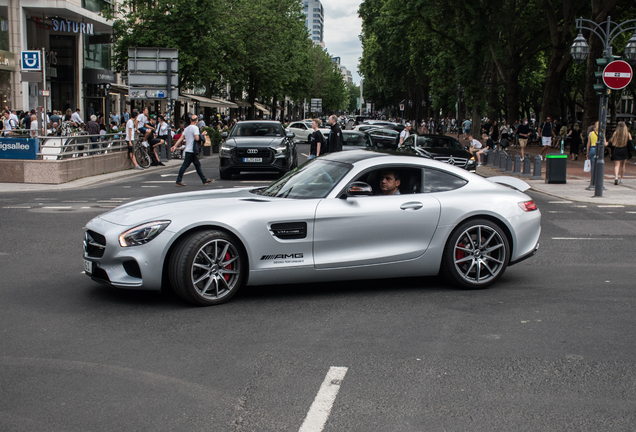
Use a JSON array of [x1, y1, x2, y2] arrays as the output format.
[[0, 7, 11, 107], [50, 35, 77, 113]]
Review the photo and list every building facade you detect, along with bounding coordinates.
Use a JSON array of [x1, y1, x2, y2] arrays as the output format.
[[303, 0, 323, 45], [331, 56, 353, 83], [1, 0, 116, 116]]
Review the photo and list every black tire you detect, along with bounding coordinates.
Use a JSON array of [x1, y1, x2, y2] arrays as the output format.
[[135, 147, 151, 168], [441, 218, 510, 289], [169, 230, 246, 306], [219, 170, 232, 180]]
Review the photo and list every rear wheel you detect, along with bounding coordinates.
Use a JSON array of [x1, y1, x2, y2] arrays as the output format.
[[169, 230, 245, 306], [442, 219, 510, 289], [135, 146, 151, 168]]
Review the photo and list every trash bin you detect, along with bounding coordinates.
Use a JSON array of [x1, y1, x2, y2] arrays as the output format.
[[545, 154, 567, 184]]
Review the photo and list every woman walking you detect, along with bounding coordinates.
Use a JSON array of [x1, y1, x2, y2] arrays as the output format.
[[567, 123, 582, 160], [609, 121, 633, 185], [586, 121, 599, 180]]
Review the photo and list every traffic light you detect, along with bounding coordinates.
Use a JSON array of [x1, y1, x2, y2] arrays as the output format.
[[593, 55, 620, 95]]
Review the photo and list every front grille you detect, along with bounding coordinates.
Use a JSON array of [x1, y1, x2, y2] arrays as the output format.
[[123, 260, 142, 279], [84, 230, 106, 258], [434, 156, 468, 168], [232, 148, 275, 164]]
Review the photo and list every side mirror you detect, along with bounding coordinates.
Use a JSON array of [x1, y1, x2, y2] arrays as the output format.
[[221, 132, 228, 139], [346, 181, 373, 198], [286, 132, 295, 139]]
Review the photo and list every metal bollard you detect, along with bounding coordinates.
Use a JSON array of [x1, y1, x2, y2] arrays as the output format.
[[483, 150, 489, 166], [522, 155, 532, 177], [499, 152, 506, 171], [491, 149, 499, 167], [531, 155, 543, 179], [505, 153, 513, 173], [513, 154, 521, 174]]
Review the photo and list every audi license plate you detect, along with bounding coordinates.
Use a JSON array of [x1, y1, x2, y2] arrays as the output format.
[[83, 259, 93, 274], [243, 158, 262, 163]]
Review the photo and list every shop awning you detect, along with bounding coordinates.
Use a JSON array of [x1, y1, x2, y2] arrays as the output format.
[[108, 84, 129, 95], [254, 102, 271, 115], [181, 94, 238, 108], [234, 100, 251, 108]]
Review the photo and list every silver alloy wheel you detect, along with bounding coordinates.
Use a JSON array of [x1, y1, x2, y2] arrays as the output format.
[[190, 239, 240, 300], [453, 225, 506, 284]]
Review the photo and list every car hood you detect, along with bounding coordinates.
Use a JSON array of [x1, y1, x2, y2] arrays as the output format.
[[97, 188, 271, 226], [226, 136, 283, 148]]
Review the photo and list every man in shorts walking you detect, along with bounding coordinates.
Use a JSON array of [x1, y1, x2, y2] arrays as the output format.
[[517, 118, 530, 159], [539, 116, 554, 159]]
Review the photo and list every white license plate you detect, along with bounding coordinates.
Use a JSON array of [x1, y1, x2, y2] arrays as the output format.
[[243, 158, 262, 163], [83, 259, 93, 274]]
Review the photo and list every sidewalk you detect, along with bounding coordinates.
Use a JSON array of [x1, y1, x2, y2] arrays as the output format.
[[0, 159, 183, 193], [462, 135, 636, 206]]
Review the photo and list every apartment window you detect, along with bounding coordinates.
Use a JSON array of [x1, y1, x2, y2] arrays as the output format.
[[313, 8, 320, 12]]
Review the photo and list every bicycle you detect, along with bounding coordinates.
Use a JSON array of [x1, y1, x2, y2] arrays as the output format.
[[133, 137, 152, 168]]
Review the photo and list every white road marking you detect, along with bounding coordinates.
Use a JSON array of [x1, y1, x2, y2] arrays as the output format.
[[122, 186, 131, 188], [141, 186, 160, 188], [548, 201, 573, 204], [574, 205, 588, 208], [161, 171, 195, 177], [42, 206, 72, 209], [2, 206, 31, 209], [597, 205, 624, 208], [627, 211, 636, 214], [62, 200, 88, 203], [160, 173, 174, 177], [239, 181, 271, 183], [301, 153, 309, 157], [298, 367, 348, 432], [81, 207, 91, 209], [552, 237, 623, 240], [548, 211, 572, 213], [143, 181, 177, 183]]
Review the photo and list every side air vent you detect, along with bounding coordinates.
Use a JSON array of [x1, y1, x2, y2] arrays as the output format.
[[270, 222, 307, 240]]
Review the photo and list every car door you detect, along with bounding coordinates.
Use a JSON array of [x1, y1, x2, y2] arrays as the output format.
[[313, 167, 441, 269]]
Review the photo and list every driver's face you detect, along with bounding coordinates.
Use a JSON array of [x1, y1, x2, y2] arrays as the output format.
[[380, 173, 400, 195]]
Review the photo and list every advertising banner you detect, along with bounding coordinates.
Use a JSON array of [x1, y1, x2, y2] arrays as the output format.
[[0, 138, 40, 160]]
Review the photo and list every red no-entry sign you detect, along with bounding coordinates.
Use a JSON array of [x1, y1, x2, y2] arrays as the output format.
[[603, 60, 633, 90]]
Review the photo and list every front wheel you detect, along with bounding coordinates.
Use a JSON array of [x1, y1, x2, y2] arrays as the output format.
[[441, 219, 510, 289], [169, 230, 246, 306]]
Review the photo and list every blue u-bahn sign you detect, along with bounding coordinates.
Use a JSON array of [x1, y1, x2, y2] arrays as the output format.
[[21, 51, 41, 71], [0, 137, 39, 160]]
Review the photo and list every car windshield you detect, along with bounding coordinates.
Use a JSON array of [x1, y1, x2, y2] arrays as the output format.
[[417, 136, 464, 150], [230, 123, 284, 137], [253, 159, 352, 199]]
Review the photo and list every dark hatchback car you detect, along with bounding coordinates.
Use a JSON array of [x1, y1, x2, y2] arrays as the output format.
[[220, 121, 298, 179], [398, 134, 477, 172]]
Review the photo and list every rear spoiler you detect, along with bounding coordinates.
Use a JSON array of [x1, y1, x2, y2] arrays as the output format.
[[486, 176, 531, 192]]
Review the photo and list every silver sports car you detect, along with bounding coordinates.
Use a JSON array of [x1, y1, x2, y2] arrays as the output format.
[[83, 151, 541, 306]]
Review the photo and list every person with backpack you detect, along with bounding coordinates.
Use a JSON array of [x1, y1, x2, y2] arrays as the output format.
[[398, 122, 411, 147]]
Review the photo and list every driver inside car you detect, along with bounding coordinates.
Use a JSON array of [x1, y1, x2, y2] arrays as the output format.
[[379, 170, 401, 195]]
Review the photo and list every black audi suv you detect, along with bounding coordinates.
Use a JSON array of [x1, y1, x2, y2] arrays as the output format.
[[220, 121, 298, 179]]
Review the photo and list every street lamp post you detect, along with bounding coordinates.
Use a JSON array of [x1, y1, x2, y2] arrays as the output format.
[[571, 16, 636, 197]]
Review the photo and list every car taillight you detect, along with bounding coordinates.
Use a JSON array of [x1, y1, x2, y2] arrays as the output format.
[[518, 201, 537, 211]]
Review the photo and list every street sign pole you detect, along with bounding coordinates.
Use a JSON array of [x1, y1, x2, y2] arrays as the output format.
[[163, 57, 172, 162], [41, 47, 46, 136]]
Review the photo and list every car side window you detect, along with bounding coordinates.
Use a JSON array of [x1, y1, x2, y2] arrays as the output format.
[[424, 168, 468, 193], [403, 135, 415, 147], [352, 167, 423, 195]]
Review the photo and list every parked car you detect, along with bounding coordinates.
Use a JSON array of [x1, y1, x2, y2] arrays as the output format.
[[219, 121, 298, 179], [83, 151, 541, 306], [341, 130, 376, 151], [368, 127, 400, 150], [286, 121, 330, 143], [398, 134, 477, 172]]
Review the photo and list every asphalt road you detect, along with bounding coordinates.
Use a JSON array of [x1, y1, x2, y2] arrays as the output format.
[[1, 147, 636, 431]]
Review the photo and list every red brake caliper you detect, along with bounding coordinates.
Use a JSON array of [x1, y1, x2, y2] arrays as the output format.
[[456, 244, 466, 261], [223, 252, 231, 282]]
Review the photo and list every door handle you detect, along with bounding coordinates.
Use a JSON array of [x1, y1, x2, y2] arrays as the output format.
[[400, 202, 423, 210]]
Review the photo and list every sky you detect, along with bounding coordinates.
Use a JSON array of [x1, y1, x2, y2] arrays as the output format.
[[321, 0, 363, 85]]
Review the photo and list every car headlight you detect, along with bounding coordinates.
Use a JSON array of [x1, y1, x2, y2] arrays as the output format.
[[271, 143, 288, 155], [119, 221, 171, 247], [220, 144, 234, 156]]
